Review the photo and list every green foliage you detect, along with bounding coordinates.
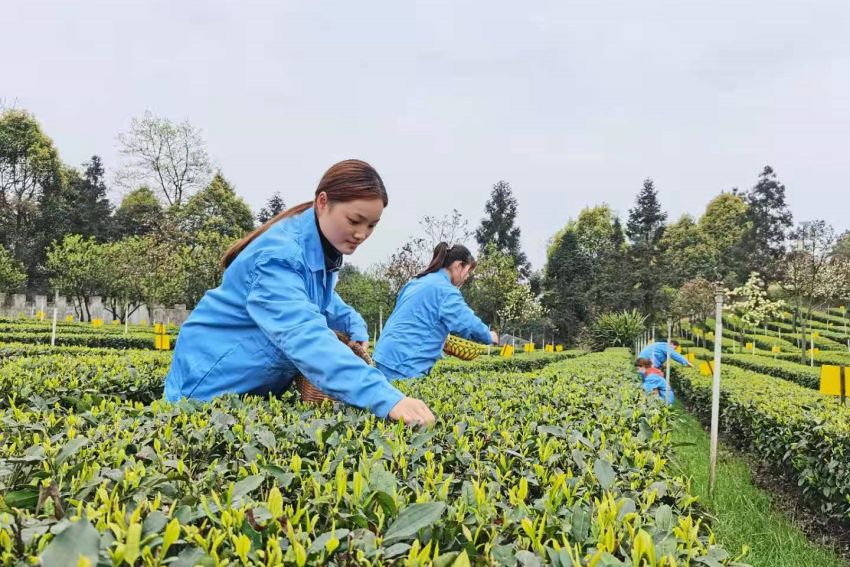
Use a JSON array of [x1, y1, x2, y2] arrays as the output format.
[[584, 310, 647, 351], [175, 173, 254, 239], [722, 354, 820, 390], [0, 351, 745, 565], [335, 265, 394, 336], [474, 180, 529, 278], [113, 186, 163, 237], [739, 166, 793, 282], [0, 245, 25, 292], [626, 178, 667, 318], [673, 364, 850, 521], [542, 229, 590, 344]]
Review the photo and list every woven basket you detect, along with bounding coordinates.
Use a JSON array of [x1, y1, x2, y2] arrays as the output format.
[[443, 334, 484, 361], [295, 331, 374, 404]]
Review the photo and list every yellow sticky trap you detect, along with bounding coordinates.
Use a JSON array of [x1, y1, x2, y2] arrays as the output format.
[[154, 323, 165, 335], [500, 344, 514, 358], [819, 365, 844, 396], [699, 361, 713, 376], [65, 315, 73, 322], [685, 352, 696, 363], [36, 310, 45, 321], [813, 332, 820, 338], [112, 320, 120, 325], [555, 345, 563, 352], [807, 348, 821, 356], [674, 345, 682, 353], [771, 346, 781, 353], [745, 342, 754, 350]]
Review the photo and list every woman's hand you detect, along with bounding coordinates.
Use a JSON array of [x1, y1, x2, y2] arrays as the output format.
[[490, 331, 500, 345], [347, 339, 370, 352], [388, 396, 436, 426]]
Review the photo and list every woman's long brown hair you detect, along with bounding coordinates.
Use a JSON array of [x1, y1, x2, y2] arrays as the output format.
[[415, 242, 476, 278], [221, 159, 388, 269]]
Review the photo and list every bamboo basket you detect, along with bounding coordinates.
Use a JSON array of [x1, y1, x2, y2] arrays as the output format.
[[443, 334, 484, 361], [295, 331, 374, 404]]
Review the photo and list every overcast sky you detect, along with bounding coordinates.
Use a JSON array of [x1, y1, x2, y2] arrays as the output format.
[[4, 0, 848, 270]]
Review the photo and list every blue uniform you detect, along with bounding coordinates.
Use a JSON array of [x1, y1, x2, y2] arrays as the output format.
[[373, 270, 491, 379], [164, 209, 404, 417], [641, 373, 675, 404], [638, 341, 690, 369]]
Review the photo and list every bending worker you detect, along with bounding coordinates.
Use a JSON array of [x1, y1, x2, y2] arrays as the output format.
[[638, 339, 693, 369], [373, 243, 499, 380], [164, 159, 434, 426], [635, 357, 675, 404]]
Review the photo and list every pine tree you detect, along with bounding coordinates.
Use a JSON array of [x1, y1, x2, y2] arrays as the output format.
[[740, 166, 793, 281], [257, 192, 287, 224], [626, 178, 667, 317], [475, 180, 530, 277]]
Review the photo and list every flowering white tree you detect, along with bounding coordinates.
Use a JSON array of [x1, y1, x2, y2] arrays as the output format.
[[728, 271, 786, 351]]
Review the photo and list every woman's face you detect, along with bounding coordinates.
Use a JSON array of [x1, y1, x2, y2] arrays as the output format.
[[447, 261, 474, 287], [315, 193, 384, 255]]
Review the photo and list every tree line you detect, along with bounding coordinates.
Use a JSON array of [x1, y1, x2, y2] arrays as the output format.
[[1, 106, 848, 341]]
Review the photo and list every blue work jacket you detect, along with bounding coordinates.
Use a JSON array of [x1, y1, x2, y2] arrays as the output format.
[[164, 208, 403, 417], [638, 341, 689, 369], [373, 269, 491, 379]]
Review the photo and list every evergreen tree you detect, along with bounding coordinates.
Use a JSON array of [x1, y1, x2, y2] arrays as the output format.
[[542, 229, 591, 343], [740, 166, 793, 281], [257, 192, 287, 224], [475, 180, 530, 277], [626, 178, 667, 317]]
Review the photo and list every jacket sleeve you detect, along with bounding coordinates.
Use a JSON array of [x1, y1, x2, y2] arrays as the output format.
[[326, 291, 370, 342], [246, 255, 403, 417], [439, 289, 492, 344], [666, 344, 690, 366]]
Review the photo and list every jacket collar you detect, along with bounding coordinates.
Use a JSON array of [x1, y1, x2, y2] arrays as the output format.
[[291, 207, 326, 273]]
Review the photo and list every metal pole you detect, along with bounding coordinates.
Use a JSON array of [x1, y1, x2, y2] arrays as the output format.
[[811, 332, 815, 367], [379, 306, 383, 336], [665, 320, 672, 403], [51, 308, 58, 347], [709, 286, 725, 494]]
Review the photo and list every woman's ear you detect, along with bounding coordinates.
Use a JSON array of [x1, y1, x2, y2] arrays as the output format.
[[315, 191, 329, 212]]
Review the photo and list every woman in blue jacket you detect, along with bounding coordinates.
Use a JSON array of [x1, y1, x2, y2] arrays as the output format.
[[373, 243, 498, 380], [164, 160, 435, 425]]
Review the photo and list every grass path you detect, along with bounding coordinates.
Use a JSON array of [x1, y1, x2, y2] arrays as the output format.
[[669, 404, 847, 567]]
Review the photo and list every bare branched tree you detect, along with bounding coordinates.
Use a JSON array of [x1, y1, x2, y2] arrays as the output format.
[[116, 111, 211, 206]]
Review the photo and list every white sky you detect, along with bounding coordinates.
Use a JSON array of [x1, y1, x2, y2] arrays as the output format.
[[3, 0, 848, 270]]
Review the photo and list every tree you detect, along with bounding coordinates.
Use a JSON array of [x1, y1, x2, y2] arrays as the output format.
[[626, 178, 667, 317], [113, 187, 163, 237], [101, 237, 149, 322], [697, 193, 749, 284], [63, 156, 114, 241], [0, 245, 25, 292], [475, 181, 530, 278], [498, 283, 543, 335], [740, 166, 793, 282], [673, 277, 716, 325], [117, 111, 211, 206], [463, 245, 520, 330], [728, 272, 786, 348], [46, 235, 107, 321], [257, 192, 287, 224], [175, 173, 254, 239], [175, 230, 237, 307], [0, 109, 62, 282], [784, 221, 838, 361], [833, 231, 850, 262], [381, 210, 475, 297], [542, 230, 591, 344], [548, 205, 629, 318], [335, 265, 394, 337], [659, 215, 706, 287]]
